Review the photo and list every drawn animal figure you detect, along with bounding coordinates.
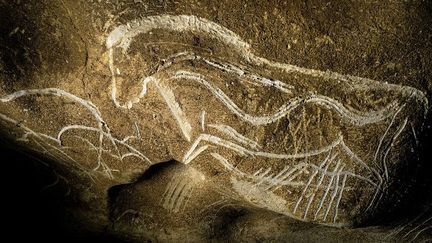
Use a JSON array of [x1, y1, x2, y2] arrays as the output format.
[[0, 14, 427, 227], [105, 15, 428, 226]]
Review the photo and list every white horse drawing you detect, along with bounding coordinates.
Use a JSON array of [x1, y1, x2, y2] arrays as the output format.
[[0, 14, 427, 227], [106, 15, 428, 226]]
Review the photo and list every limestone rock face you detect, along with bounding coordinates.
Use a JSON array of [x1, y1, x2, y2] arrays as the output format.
[[0, 0, 431, 241]]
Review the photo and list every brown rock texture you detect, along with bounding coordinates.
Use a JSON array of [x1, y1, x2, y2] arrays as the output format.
[[0, 0, 431, 242]]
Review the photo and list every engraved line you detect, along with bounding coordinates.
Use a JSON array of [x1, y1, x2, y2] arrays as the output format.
[[208, 123, 261, 150], [314, 159, 342, 220], [303, 153, 337, 219], [173, 71, 400, 126], [293, 152, 331, 213], [200, 110, 206, 132], [323, 165, 345, 221], [333, 173, 348, 223], [382, 118, 408, 180], [373, 104, 405, 168]]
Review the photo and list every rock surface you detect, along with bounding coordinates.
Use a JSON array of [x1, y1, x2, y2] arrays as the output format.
[[0, 0, 431, 241]]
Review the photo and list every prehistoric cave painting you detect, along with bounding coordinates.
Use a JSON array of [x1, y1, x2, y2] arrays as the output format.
[[0, 14, 428, 227], [106, 14, 428, 226]]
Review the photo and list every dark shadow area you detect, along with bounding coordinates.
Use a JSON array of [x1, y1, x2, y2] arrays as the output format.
[[365, 108, 432, 231], [107, 160, 178, 220], [207, 206, 248, 241], [0, 135, 126, 242], [108, 160, 177, 201], [0, 3, 41, 92]]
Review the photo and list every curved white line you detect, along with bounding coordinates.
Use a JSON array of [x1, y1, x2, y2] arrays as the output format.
[[56, 124, 151, 163], [173, 71, 399, 126], [186, 133, 343, 161], [0, 88, 104, 125], [208, 123, 261, 150]]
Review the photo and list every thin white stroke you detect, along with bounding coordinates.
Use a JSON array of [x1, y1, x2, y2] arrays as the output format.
[[173, 71, 400, 126], [208, 123, 261, 150]]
